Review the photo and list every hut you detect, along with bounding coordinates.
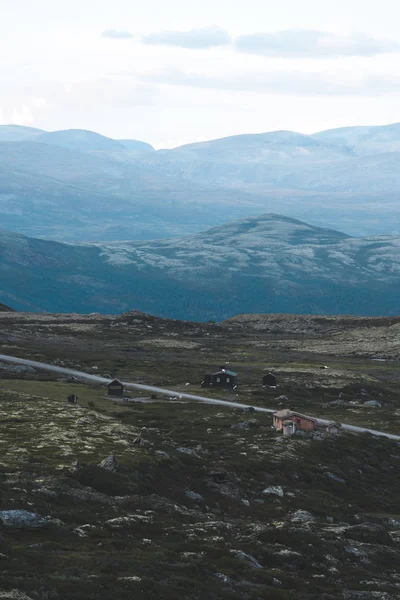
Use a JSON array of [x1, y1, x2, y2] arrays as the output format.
[[202, 367, 238, 389], [67, 394, 78, 404], [107, 379, 124, 397], [263, 372, 277, 387], [273, 409, 317, 432], [326, 422, 341, 435]]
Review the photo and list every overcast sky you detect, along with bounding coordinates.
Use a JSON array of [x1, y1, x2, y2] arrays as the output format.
[[1, 0, 400, 147]]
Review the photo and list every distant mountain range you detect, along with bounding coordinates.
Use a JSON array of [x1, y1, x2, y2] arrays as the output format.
[[1, 122, 400, 241], [1, 214, 399, 320]]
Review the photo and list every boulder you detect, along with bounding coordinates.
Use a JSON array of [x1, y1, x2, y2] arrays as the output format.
[[0, 510, 53, 530], [184, 490, 204, 503], [262, 486, 284, 498], [290, 510, 315, 524], [326, 472, 346, 484], [98, 455, 119, 472], [363, 400, 382, 408]]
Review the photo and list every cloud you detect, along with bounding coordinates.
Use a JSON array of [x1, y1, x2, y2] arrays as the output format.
[[234, 30, 400, 58], [102, 29, 134, 40], [142, 26, 231, 49], [139, 67, 400, 97]]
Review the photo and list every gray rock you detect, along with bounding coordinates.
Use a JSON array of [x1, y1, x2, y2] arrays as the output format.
[[0, 510, 54, 530], [155, 450, 170, 459], [329, 399, 346, 407], [275, 395, 289, 402], [215, 573, 234, 585], [294, 429, 308, 438], [262, 486, 284, 498], [290, 510, 315, 524], [388, 518, 400, 528], [98, 455, 119, 472], [363, 400, 382, 408], [184, 490, 204, 503], [230, 549, 262, 569], [326, 472, 346, 484], [177, 447, 199, 456]]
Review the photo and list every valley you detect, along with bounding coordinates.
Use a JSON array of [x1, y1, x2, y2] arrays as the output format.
[[0, 309, 399, 599]]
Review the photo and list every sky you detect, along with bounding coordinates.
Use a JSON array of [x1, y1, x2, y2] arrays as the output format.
[[1, 0, 400, 148]]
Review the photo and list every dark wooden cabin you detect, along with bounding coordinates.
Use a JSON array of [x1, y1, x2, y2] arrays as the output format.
[[202, 366, 238, 389], [67, 394, 78, 404], [263, 372, 277, 387], [107, 379, 124, 397]]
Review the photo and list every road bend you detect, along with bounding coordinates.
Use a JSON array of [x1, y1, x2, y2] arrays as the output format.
[[0, 353, 399, 441]]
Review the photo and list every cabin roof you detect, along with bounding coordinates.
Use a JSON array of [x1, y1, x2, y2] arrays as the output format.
[[107, 379, 123, 387], [212, 369, 238, 377], [274, 409, 317, 423]]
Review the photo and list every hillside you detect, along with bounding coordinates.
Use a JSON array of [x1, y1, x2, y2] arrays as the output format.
[[0, 141, 267, 241], [0, 214, 399, 319], [0, 308, 399, 599], [0, 302, 13, 311], [1, 122, 400, 241]]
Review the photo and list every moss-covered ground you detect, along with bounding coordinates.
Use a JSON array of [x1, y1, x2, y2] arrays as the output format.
[[0, 311, 399, 598]]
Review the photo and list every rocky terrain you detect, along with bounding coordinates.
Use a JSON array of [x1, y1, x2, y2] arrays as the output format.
[[0, 309, 399, 599], [1, 214, 399, 319]]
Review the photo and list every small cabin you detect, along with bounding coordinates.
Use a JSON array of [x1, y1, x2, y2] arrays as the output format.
[[273, 409, 317, 432], [326, 422, 341, 435], [107, 379, 124, 397], [67, 394, 78, 404], [202, 366, 238, 389], [263, 373, 277, 387]]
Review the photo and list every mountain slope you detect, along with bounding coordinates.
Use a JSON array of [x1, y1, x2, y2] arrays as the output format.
[[33, 128, 126, 152], [0, 124, 45, 141], [118, 139, 155, 152], [0, 214, 399, 319], [0, 141, 273, 241], [312, 122, 400, 155]]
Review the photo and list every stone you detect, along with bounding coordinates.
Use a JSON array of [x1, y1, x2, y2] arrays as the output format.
[[329, 399, 346, 407], [155, 450, 170, 459], [363, 400, 382, 408], [262, 486, 284, 498], [215, 573, 234, 585], [98, 455, 119, 472], [326, 472, 346, 484], [184, 490, 204, 503], [290, 510, 315, 524], [0, 510, 53, 530]]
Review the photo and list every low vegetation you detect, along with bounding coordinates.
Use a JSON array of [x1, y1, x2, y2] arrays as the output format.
[[0, 310, 399, 598]]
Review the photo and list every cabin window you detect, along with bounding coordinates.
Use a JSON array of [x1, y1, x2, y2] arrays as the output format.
[[226, 377, 230, 383], [216, 377, 221, 383]]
